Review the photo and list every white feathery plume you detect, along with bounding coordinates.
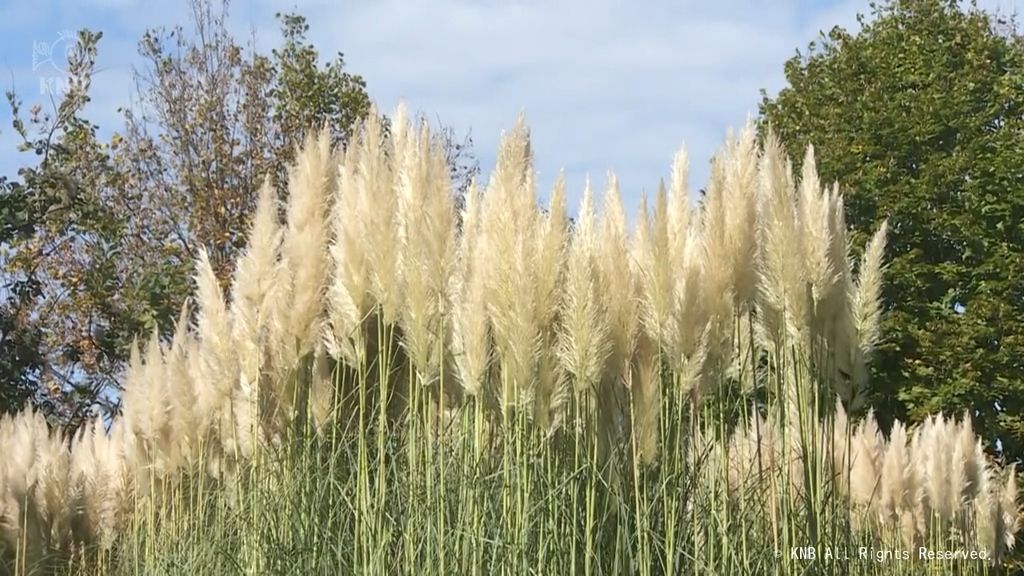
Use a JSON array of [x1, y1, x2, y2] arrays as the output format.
[[364, 109, 403, 325], [121, 336, 172, 485], [451, 180, 491, 397], [230, 178, 281, 433], [695, 150, 735, 376], [533, 174, 568, 427], [535, 172, 568, 334], [1000, 466, 1019, 553], [326, 135, 371, 366], [918, 413, 956, 524], [668, 144, 691, 264], [756, 131, 810, 346], [597, 172, 638, 380], [193, 247, 238, 472], [70, 419, 128, 549], [259, 129, 335, 440], [634, 182, 681, 366], [327, 106, 401, 345], [166, 301, 199, 466], [671, 225, 707, 380], [630, 330, 661, 464], [480, 114, 540, 413], [632, 191, 652, 306], [848, 412, 883, 528], [0, 411, 35, 553], [975, 463, 1001, 559], [852, 220, 889, 360], [274, 128, 333, 369], [722, 119, 760, 311], [0, 408, 73, 559], [666, 145, 700, 367], [825, 186, 860, 405], [956, 412, 984, 502], [397, 116, 456, 385], [32, 410, 72, 553], [558, 179, 610, 394], [878, 420, 919, 543], [798, 145, 840, 322], [137, 329, 174, 479], [119, 339, 145, 455]]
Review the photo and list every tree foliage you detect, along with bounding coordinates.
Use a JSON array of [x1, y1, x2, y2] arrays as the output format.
[[760, 0, 1024, 460], [0, 0, 478, 424], [1, 30, 124, 423], [119, 2, 372, 285]]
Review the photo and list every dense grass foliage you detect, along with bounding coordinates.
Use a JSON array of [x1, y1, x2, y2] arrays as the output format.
[[0, 107, 1017, 575], [760, 0, 1024, 462]]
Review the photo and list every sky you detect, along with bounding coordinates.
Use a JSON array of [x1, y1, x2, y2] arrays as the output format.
[[1, 0, 1022, 217]]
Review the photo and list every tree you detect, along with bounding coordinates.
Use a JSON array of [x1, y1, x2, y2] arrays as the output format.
[[760, 0, 1024, 460], [121, 3, 478, 284], [0, 3, 372, 422], [118, 2, 372, 286], [1, 1, 479, 422], [1, 30, 127, 424]]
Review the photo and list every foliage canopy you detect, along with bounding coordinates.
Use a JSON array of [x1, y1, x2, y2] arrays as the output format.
[[761, 0, 1024, 460]]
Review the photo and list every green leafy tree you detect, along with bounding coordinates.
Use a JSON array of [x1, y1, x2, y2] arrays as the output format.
[[1, 30, 128, 423], [760, 0, 1024, 460]]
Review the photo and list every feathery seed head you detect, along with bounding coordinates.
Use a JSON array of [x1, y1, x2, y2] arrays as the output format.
[[853, 220, 889, 361], [275, 128, 334, 368]]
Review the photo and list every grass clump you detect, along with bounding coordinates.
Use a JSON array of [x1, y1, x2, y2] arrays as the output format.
[[0, 107, 1017, 576]]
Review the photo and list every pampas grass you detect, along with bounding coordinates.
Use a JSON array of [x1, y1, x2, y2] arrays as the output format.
[[397, 116, 456, 388], [480, 116, 543, 415], [558, 180, 610, 397], [0, 105, 1017, 576], [450, 181, 491, 399]]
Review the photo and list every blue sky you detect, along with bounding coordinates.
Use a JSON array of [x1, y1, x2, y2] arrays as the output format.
[[1, 0, 1021, 216]]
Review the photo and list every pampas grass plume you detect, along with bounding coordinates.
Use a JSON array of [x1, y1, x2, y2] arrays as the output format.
[[853, 219, 889, 360], [558, 179, 610, 394]]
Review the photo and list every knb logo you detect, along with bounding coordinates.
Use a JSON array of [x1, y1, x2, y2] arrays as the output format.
[[33, 30, 75, 74], [790, 546, 816, 560], [33, 30, 75, 95]]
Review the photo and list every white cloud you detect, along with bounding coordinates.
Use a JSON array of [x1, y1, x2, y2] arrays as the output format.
[[262, 0, 905, 215], [3, 0, 1022, 219], [273, 0, 863, 214]]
